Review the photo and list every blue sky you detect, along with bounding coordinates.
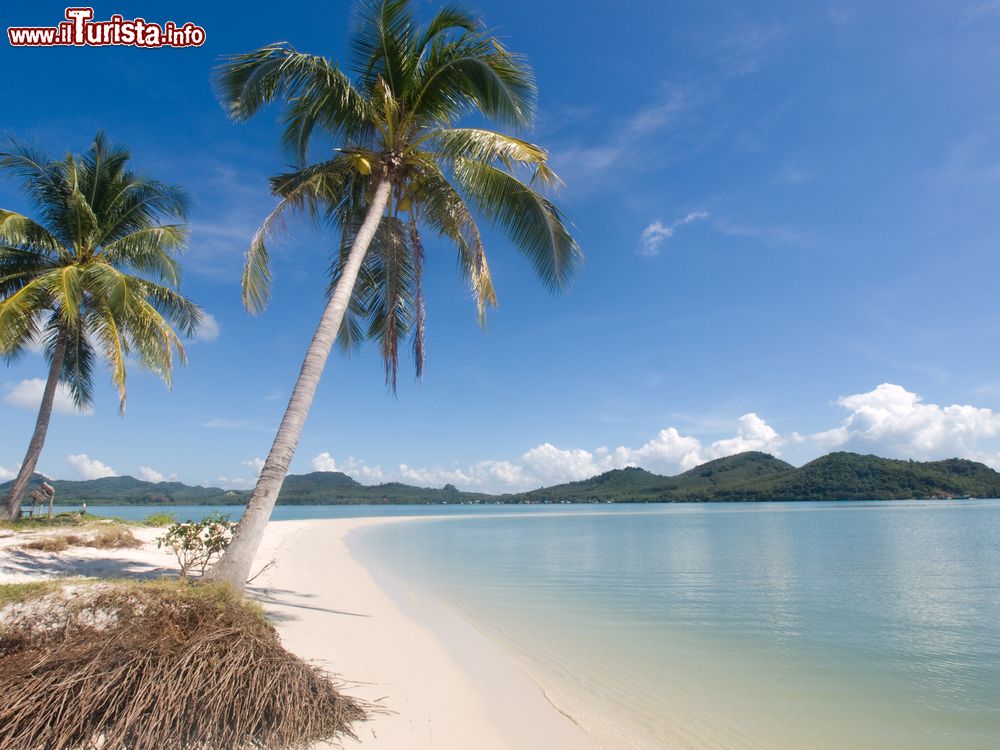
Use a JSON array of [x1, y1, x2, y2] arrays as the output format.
[[3, 1, 1000, 492]]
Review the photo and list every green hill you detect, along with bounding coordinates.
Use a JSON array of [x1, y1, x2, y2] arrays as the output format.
[[4, 451, 998, 506], [516, 452, 796, 502], [709, 452, 1000, 501], [1, 471, 491, 506]]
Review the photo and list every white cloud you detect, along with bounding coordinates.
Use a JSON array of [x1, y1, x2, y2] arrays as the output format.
[[639, 212, 709, 256], [312, 452, 384, 482], [809, 383, 1000, 465], [216, 476, 254, 489], [0, 465, 16, 481], [62, 382, 1000, 494], [137, 466, 178, 483], [522, 443, 605, 484], [312, 452, 338, 472], [4, 379, 93, 416], [707, 413, 784, 458], [303, 384, 1000, 492], [242, 458, 265, 474], [193, 312, 221, 342], [618, 427, 707, 474], [553, 87, 687, 183], [310, 411, 782, 493], [138, 466, 166, 483], [66, 454, 117, 480]]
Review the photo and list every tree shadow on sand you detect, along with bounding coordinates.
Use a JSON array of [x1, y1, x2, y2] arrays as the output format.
[[1, 548, 174, 580], [247, 585, 371, 622]]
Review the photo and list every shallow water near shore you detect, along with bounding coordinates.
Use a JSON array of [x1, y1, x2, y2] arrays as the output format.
[[349, 500, 1000, 749]]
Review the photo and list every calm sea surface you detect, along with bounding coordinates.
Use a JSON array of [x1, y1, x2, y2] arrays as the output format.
[[93, 500, 1000, 749], [352, 501, 1000, 749]]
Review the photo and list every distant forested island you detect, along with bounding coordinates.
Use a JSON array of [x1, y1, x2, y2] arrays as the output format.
[[5, 452, 1000, 507]]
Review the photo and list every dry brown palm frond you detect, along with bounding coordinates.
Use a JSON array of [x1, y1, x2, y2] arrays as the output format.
[[0, 582, 367, 749]]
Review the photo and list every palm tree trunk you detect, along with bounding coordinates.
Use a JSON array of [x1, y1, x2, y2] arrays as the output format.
[[2, 330, 68, 521], [206, 179, 392, 592]]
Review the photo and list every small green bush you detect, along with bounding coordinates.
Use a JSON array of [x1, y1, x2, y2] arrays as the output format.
[[156, 513, 238, 579], [142, 512, 176, 527]]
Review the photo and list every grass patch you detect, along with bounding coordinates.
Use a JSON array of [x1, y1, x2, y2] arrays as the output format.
[[19, 535, 82, 552], [141, 511, 177, 527], [0, 579, 365, 749], [86, 526, 141, 549], [0, 512, 133, 532], [0, 580, 67, 607], [17, 527, 141, 553]]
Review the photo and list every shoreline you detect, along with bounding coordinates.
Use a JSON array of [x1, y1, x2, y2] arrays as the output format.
[[250, 517, 602, 749], [1, 516, 601, 748]]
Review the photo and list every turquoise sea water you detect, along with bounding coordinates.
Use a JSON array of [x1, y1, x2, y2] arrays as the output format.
[[93, 500, 1000, 748], [349, 501, 1000, 749]]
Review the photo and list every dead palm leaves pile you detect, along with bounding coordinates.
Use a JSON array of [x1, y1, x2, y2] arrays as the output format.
[[0, 582, 365, 749]]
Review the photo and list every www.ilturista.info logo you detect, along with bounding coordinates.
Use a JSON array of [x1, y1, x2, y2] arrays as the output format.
[[8, 7, 205, 48]]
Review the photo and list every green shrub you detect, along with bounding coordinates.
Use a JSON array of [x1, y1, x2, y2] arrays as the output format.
[[142, 512, 176, 527], [156, 513, 238, 579]]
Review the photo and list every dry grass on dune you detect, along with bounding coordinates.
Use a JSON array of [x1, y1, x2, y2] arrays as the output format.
[[0, 581, 367, 750], [19, 526, 142, 553]]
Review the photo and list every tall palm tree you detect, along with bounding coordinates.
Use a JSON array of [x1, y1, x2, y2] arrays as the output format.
[[0, 133, 202, 520], [207, 0, 582, 590]]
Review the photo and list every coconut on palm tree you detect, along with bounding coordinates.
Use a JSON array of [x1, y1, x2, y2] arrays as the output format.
[[206, 0, 582, 590], [0, 133, 202, 520]]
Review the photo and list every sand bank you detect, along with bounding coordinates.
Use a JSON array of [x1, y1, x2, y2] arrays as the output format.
[[1, 517, 600, 749]]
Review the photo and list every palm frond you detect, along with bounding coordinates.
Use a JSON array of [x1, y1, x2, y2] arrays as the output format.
[[0, 210, 61, 255], [414, 162, 496, 323], [349, 0, 417, 95], [242, 157, 360, 313], [411, 34, 536, 127], [87, 299, 129, 413], [215, 44, 371, 162], [101, 225, 187, 285], [0, 275, 55, 355], [46, 318, 95, 408], [425, 128, 546, 171], [415, 4, 481, 57], [0, 133, 199, 416], [451, 158, 581, 291]]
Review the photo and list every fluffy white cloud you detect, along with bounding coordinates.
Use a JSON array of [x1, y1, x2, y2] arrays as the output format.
[[137, 466, 177, 483], [312, 452, 338, 472], [66, 454, 117, 480], [639, 211, 709, 256], [707, 413, 783, 458], [313, 452, 385, 482], [522, 443, 606, 484], [310, 410, 782, 493], [193, 312, 221, 342], [138, 466, 166, 483], [82, 382, 1000, 494], [809, 383, 1000, 465], [4, 379, 93, 416], [616, 427, 705, 474], [0, 465, 17, 481]]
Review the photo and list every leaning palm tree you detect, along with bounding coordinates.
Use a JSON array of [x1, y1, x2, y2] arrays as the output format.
[[0, 133, 202, 520], [206, 0, 582, 590]]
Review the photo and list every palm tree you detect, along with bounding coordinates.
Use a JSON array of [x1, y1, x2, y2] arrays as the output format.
[[0, 133, 202, 520], [206, 0, 581, 591]]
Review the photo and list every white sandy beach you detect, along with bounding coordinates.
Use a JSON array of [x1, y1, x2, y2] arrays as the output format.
[[1, 517, 600, 750]]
